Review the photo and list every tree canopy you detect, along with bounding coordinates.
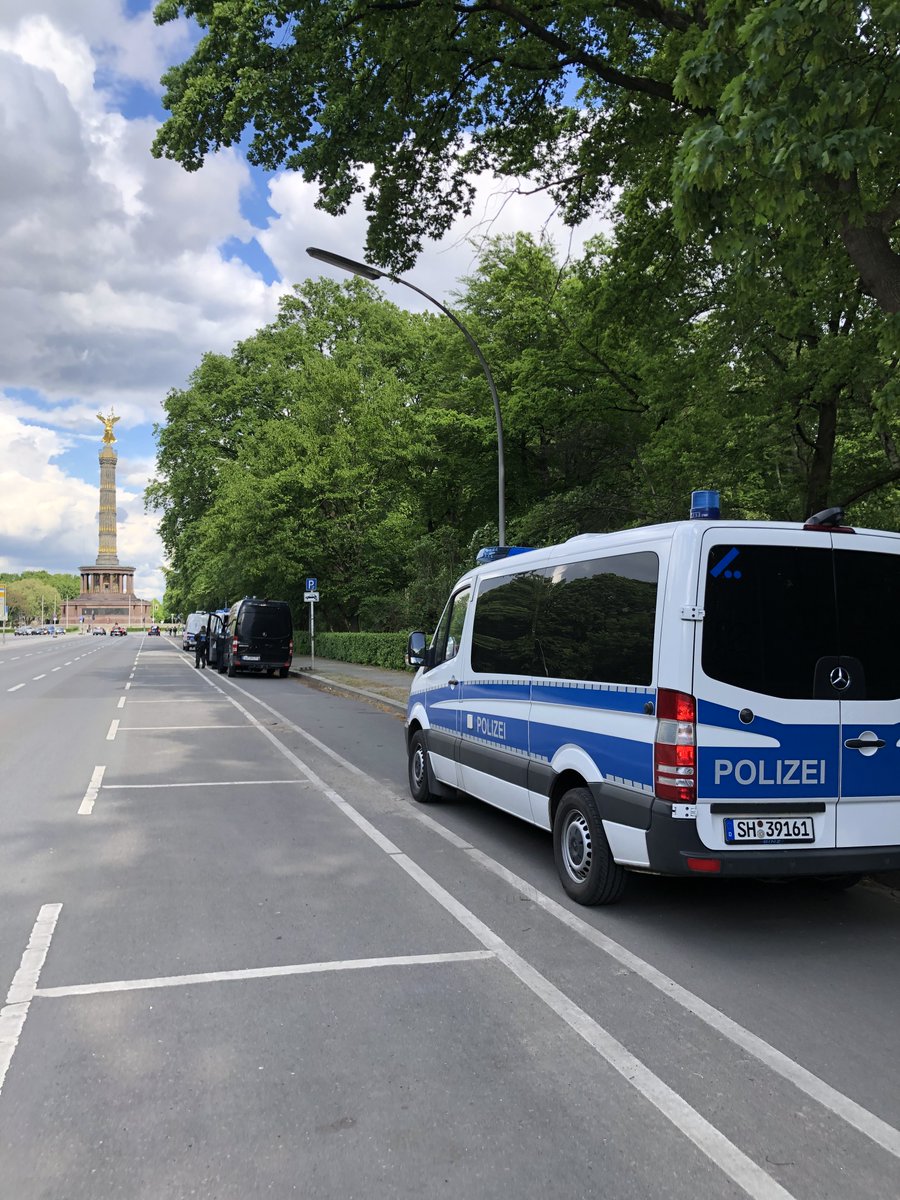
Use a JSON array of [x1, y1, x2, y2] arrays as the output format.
[[149, 237, 900, 628], [153, 1, 900, 314]]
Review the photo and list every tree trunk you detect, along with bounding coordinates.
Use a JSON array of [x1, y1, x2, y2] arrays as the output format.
[[805, 391, 839, 517], [839, 217, 900, 315]]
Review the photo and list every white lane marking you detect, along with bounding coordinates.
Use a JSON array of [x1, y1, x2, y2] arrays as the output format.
[[52, 667, 61, 673], [117, 696, 126, 709], [124, 682, 131, 690], [32, 674, 46, 681], [0, 904, 62, 1096], [198, 678, 795, 1200], [7, 684, 25, 693], [102, 779, 308, 789], [214, 670, 900, 1166], [64, 661, 72, 666], [106, 720, 119, 741], [126, 698, 231, 703], [115, 725, 248, 731], [35, 950, 493, 999], [78, 766, 106, 816]]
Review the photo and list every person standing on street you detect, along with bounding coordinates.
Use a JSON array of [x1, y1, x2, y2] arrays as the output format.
[[194, 622, 209, 669]]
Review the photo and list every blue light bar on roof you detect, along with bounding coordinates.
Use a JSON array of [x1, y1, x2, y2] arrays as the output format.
[[476, 546, 535, 565], [690, 490, 720, 520]]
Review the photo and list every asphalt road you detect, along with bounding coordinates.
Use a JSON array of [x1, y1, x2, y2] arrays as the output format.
[[1, 633, 898, 1200]]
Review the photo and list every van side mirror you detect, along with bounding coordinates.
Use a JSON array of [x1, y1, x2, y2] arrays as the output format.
[[406, 631, 429, 668]]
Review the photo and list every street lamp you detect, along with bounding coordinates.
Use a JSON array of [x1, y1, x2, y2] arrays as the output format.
[[307, 246, 506, 547]]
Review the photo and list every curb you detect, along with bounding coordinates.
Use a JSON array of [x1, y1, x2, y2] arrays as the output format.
[[291, 668, 407, 713]]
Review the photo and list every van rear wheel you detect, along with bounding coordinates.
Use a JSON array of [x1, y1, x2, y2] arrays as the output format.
[[408, 730, 439, 804], [553, 787, 626, 906]]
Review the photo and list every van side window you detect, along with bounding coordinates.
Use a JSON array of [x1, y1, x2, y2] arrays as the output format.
[[431, 586, 471, 665], [535, 553, 658, 685], [472, 572, 542, 675]]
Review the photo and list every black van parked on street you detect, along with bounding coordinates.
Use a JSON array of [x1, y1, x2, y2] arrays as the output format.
[[220, 598, 293, 677]]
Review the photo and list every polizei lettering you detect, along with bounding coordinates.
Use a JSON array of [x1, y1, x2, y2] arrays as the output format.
[[475, 716, 507, 740], [714, 759, 826, 786]]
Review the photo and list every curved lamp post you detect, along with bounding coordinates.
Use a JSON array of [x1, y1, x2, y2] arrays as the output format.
[[306, 246, 506, 547]]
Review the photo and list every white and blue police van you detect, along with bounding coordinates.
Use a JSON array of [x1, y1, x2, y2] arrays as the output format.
[[405, 493, 900, 905]]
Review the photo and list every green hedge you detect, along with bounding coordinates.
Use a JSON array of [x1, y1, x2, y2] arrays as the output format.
[[293, 630, 411, 671]]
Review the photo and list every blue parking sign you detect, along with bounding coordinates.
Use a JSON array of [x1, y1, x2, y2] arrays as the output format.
[[306, 577, 317, 592]]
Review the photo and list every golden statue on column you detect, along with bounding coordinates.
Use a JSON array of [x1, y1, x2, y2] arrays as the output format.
[[97, 409, 120, 445]]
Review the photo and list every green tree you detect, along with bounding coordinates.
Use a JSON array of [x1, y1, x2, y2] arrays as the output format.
[[6, 579, 62, 625], [153, 1, 900, 315]]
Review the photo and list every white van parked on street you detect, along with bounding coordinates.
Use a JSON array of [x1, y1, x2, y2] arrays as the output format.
[[182, 611, 210, 652], [405, 494, 900, 904]]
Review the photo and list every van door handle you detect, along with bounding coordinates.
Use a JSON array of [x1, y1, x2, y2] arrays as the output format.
[[448, 677, 459, 689], [844, 733, 885, 752]]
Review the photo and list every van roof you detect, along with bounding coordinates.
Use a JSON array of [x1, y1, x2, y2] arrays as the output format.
[[459, 518, 900, 585]]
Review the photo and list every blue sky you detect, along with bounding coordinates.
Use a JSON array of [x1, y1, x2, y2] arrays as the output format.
[[0, 1, 606, 601]]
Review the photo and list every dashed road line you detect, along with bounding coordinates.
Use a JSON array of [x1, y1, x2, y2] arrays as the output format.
[[78, 766, 106, 816], [106, 719, 119, 741], [7, 684, 24, 693]]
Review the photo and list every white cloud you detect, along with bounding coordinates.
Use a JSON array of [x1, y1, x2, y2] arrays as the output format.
[[0, 13, 288, 421]]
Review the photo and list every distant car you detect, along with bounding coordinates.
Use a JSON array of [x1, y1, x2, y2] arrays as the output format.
[[14, 626, 30, 636], [110, 626, 127, 636], [147, 625, 161, 637], [92, 626, 107, 635]]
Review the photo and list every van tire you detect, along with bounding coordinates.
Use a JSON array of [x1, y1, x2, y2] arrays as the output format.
[[408, 730, 439, 804], [553, 788, 627, 906], [279, 667, 289, 678]]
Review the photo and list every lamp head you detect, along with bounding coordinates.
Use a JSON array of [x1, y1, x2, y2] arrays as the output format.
[[306, 247, 386, 282]]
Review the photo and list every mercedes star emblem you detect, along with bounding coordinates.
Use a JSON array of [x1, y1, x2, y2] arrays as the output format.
[[830, 665, 851, 691]]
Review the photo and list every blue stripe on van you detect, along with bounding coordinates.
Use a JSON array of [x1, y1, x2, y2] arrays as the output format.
[[529, 722, 654, 788]]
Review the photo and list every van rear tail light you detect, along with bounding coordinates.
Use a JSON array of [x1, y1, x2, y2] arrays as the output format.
[[232, 636, 239, 654], [654, 688, 696, 803], [289, 639, 293, 656]]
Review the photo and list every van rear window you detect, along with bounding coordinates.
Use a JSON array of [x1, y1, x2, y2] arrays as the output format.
[[835, 548, 900, 701], [241, 606, 292, 639], [702, 544, 900, 700]]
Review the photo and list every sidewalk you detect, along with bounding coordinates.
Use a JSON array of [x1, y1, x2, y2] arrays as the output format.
[[291, 655, 412, 711]]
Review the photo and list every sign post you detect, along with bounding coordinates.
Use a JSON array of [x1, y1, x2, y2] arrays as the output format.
[[304, 577, 319, 670], [0, 585, 6, 641]]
